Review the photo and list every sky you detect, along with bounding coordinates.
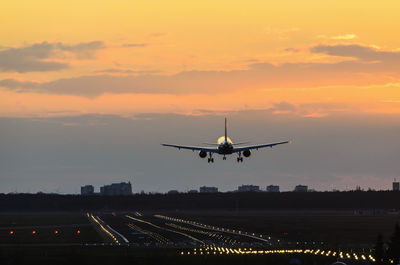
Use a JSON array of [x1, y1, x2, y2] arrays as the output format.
[[1, 0, 400, 193]]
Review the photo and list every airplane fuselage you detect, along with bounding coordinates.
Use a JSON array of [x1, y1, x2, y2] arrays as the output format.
[[217, 136, 234, 155]]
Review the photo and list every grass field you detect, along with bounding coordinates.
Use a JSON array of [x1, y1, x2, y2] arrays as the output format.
[[0, 212, 102, 244]]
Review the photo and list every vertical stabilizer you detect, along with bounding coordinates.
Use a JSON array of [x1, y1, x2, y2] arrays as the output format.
[[225, 117, 227, 141]]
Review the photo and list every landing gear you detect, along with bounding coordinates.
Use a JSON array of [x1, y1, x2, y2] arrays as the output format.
[[208, 153, 214, 163], [223, 156, 227, 160], [237, 152, 243, 163]]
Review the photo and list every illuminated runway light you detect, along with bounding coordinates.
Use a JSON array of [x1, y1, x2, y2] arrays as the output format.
[[32, 230, 37, 235], [54, 230, 59, 235], [9, 230, 14, 235], [369, 255, 376, 262], [76, 229, 81, 234]]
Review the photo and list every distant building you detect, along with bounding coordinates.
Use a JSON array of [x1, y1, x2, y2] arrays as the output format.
[[393, 182, 400, 191], [81, 185, 94, 195], [188, 189, 198, 193], [266, 185, 280, 192], [167, 190, 179, 194], [294, 185, 308, 192], [238, 185, 260, 192], [100, 182, 132, 196], [200, 186, 218, 193]]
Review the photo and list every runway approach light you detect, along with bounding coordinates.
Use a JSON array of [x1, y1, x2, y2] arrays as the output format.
[[54, 230, 59, 235], [9, 230, 14, 235], [76, 230, 81, 234], [32, 230, 37, 235]]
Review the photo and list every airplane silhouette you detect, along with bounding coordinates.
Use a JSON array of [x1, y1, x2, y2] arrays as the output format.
[[162, 118, 290, 163]]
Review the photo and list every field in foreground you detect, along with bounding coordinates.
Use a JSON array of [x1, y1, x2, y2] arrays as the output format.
[[0, 210, 399, 264]]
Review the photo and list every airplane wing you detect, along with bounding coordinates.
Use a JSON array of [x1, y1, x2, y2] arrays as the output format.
[[161, 144, 219, 153], [233, 140, 290, 152]]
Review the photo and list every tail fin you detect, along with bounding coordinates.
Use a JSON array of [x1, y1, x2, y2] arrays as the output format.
[[225, 117, 227, 141]]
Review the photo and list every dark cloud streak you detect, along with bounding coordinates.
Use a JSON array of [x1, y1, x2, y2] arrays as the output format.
[[94, 68, 160, 74], [0, 41, 105, 73], [122, 43, 148, 47], [311, 44, 400, 62]]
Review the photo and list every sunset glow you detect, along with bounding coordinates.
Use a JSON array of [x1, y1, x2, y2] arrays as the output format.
[[1, 0, 400, 117]]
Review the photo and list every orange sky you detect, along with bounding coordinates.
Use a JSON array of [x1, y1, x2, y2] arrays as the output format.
[[1, 0, 400, 117]]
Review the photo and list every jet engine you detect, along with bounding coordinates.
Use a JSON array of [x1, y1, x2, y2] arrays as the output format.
[[199, 151, 207, 158], [243, 150, 251, 157]]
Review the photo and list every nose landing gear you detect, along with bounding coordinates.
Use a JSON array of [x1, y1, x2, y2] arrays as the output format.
[[223, 155, 227, 160]]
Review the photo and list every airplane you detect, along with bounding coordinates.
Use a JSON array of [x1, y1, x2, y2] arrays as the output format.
[[162, 118, 290, 163]]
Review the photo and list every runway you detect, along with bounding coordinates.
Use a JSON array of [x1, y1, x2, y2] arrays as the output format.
[[97, 212, 280, 248], [88, 211, 378, 264]]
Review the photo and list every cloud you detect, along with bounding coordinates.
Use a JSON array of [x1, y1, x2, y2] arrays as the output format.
[[0, 42, 68, 72], [55, 41, 105, 59], [0, 41, 105, 72], [0, 79, 40, 89], [317, 34, 358, 40], [1, 44, 400, 97], [284, 48, 300, 53], [1, 60, 399, 97], [270, 102, 297, 113], [56, 41, 104, 52], [311, 44, 400, 62], [94, 68, 160, 74], [122, 43, 148, 47], [331, 34, 358, 40], [262, 102, 350, 117]]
